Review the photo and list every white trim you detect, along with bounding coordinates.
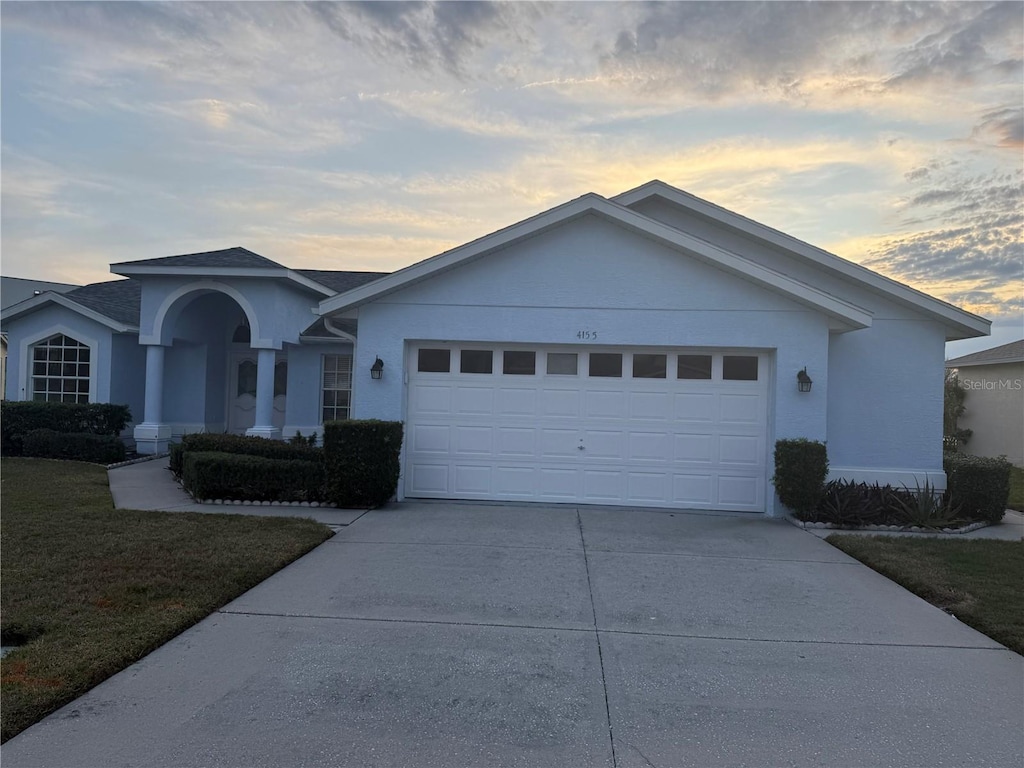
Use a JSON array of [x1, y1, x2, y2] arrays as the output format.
[[945, 356, 1024, 368], [145, 280, 276, 348], [18, 324, 100, 403], [111, 264, 334, 297], [612, 180, 990, 341], [317, 194, 874, 330], [322, 316, 358, 343], [828, 466, 947, 493], [1, 292, 136, 333]]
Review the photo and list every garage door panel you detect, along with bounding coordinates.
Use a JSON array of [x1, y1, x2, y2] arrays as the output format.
[[497, 387, 536, 417], [412, 424, 450, 453], [541, 389, 580, 418], [410, 384, 451, 415], [719, 393, 763, 423], [495, 427, 535, 458], [583, 470, 624, 502], [453, 425, 492, 456], [674, 392, 716, 422], [454, 386, 493, 415], [673, 474, 714, 505], [407, 345, 769, 512], [719, 434, 762, 465], [583, 430, 625, 459], [628, 432, 671, 462], [674, 433, 714, 463], [585, 390, 627, 419], [630, 391, 671, 420]]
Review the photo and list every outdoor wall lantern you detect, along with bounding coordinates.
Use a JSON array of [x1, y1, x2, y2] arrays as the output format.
[[370, 357, 385, 380], [797, 367, 813, 393]]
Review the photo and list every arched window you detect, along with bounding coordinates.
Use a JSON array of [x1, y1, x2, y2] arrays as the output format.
[[274, 361, 288, 397], [32, 334, 90, 403], [236, 360, 257, 397]]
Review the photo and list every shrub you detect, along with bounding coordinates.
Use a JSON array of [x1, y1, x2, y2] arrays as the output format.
[[169, 443, 185, 478], [181, 452, 325, 502], [812, 479, 881, 526], [888, 479, 963, 529], [323, 420, 403, 508], [1, 402, 131, 456], [772, 438, 829, 515], [22, 429, 127, 465], [944, 452, 1011, 524], [180, 433, 321, 462]]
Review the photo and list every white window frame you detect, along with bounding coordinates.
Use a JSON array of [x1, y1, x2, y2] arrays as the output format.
[[19, 325, 99, 403], [321, 353, 353, 423]]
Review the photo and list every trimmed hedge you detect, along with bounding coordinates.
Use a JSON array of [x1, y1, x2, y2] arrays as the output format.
[[772, 438, 829, 515], [323, 420, 403, 508], [944, 452, 1011, 524], [1, 402, 131, 456], [180, 433, 321, 462], [22, 429, 126, 465], [181, 451, 325, 502], [169, 443, 185, 477]]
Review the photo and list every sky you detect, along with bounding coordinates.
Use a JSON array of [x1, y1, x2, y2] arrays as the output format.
[[1, 1, 1022, 356]]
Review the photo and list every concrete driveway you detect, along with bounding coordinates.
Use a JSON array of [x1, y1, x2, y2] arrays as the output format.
[[4, 504, 1022, 767]]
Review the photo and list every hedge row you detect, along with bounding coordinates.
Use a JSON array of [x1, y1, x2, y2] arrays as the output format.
[[182, 452, 326, 503], [1, 402, 131, 456], [943, 452, 1012, 524], [170, 433, 321, 476], [22, 429, 126, 464], [772, 438, 829, 515]]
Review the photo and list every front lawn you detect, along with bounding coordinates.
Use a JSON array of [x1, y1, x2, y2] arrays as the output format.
[[0, 458, 332, 743], [1009, 465, 1024, 512], [827, 535, 1024, 655]]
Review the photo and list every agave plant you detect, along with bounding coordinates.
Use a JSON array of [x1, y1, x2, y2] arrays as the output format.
[[817, 479, 879, 526], [888, 479, 963, 529]]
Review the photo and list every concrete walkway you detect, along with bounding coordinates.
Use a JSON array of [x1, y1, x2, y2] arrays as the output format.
[[107, 456, 368, 526], [3, 503, 1021, 767]]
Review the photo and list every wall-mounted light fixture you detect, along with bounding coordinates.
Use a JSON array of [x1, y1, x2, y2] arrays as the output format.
[[797, 367, 813, 393], [370, 356, 384, 380]]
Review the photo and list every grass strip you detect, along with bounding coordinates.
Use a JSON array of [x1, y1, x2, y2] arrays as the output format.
[[827, 534, 1024, 655], [1009, 466, 1024, 512], [1, 457, 332, 742]]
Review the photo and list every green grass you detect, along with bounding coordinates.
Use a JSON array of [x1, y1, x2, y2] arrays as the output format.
[[1008, 466, 1024, 512], [0, 458, 333, 743], [827, 535, 1024, 655]]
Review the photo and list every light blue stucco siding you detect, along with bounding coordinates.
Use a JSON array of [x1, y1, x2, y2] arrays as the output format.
[[351, 214, 834, 512], [3, 306, 115, 404], [110, 333, 146, 426], [283, 341, 354, 436]]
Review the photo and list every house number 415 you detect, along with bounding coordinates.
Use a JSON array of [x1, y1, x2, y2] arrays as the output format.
[[576, 330, 598, 340]]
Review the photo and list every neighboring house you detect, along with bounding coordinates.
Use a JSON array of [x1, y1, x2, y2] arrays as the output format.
[[945, 339, 1024, 467], [1, 276, 80, 401], [1, 180, 990, 514]]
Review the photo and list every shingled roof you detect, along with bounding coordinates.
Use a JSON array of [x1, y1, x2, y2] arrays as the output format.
[[297, 270, 388, 293], [946, 339, 1024, 367], [64, 280, 142, 327], [111, 247, 285, 270]]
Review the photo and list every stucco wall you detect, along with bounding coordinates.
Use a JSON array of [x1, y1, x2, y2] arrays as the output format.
[[283, 341, 355, 435], [3, 306, 114, 403], [110, 333, 146, 426], [956, 362, 1024, 467], [353, 214, 835, 512]]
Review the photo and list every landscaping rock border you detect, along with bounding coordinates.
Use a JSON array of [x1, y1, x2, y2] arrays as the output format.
[[195, 498, 342, 509], [106, 453, 170, 470], [786, 516, 990, 535]]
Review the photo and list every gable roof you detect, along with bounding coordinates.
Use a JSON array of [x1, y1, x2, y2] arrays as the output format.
[[946, 339, 1024, 367], [318, 191, 874, 330], [612, 180, 989, 341], [296, 270, 388, 294], [111, 247, 285, 270], [0, 279, 140, 333]]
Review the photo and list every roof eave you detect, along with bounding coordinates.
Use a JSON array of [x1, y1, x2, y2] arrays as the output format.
[[110, 264, 334, 297], [0, 292, 137, 333]]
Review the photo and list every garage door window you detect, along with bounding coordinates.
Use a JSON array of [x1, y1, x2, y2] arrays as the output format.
[[677, 354, 712, 380], [632, 353, 667, 379], [589, 353, 622, 378], [723, 355, 758, 381], [503, 351, 536, 375], [418, 348, 451, 373], [460, 349, 493, 374], [546, 352, 578, 375]]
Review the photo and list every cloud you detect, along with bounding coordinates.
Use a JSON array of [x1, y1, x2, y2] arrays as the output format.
[[972, 107, 1024, 149]]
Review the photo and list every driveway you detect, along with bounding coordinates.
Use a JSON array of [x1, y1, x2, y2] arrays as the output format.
[[4, 504, 1022, 767]]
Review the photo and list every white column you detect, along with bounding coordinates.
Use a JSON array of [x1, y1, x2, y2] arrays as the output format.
[[246, 347, 281, 440], [134, 344, 172, 454]]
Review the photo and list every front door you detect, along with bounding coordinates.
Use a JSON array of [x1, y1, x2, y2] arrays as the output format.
[[228, 352, 287, 434]]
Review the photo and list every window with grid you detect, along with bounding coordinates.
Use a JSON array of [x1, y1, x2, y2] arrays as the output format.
[[322, 354, 353, 422], [32, 334, 90, 403]]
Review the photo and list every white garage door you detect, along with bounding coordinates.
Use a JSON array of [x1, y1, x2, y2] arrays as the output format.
[[405, 344, 770, 511]]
